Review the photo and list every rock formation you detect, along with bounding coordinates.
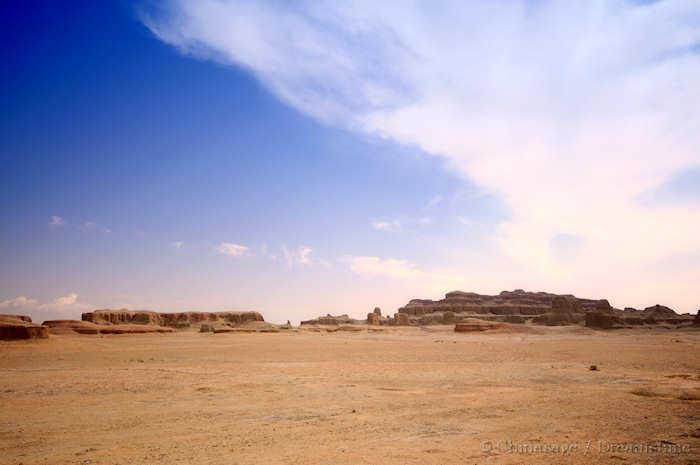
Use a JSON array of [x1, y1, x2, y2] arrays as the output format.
[[38, 310, 264, 335], [366, 307, 382, 325], [454, 318, 506, 332], [82, 309, 263, 328], [43, 320, 175, 335], [585, 312, 615, 329], [0, 314, 49, 340], [395, 289, 693, 328], [300, 314, 362, 326], [394, 313, 409, 325]]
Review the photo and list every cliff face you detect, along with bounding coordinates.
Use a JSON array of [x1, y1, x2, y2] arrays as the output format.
[[81, 309, 264, 328], [0, 314, 49, 340], [398, 289, 611, 317], [300, 314, 361, 326], [394, 289, 690, 328]]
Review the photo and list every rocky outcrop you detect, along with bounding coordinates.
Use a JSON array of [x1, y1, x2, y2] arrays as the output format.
[[159, 311, 263, 328], [454, 319, 506, 332], [395, 289, 612, 326], [81, 310, 263, 329], [396, 289, 693, 328], [43, 320, 174, 335], [43, 320, 101, 334], [394, 313, 409, 326], [82, 309, 161, 325], [366, 307, 382, 325], [300, 314, 361, 326], [694, 312, 700, 325], [398, 289, 610, 319], [585, 312, 616, 329], [0, 314, 49, 340], [640, 305, 679, 318]]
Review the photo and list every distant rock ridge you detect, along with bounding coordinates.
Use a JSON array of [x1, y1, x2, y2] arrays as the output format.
[[398, 289, 612, 317], [82, 309, 264, 328], [390, 289, 694, 328], [300, 314, 361, 326]]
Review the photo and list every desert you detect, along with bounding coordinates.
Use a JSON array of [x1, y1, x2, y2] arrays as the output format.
[[1, 290, 699, 465], [4, 2, 700, 465]]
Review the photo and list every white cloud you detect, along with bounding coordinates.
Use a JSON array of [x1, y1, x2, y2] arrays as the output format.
[[50, 215, 64, 226], [371, 219, 401, 232], [282, 245, 314, 267], [144, 1, 700, 310], [342, 255, 424, 280], [218, 242, 249, 257], [426, 195, 443, 209], [171, 241, 185, 249], [84, 221, 111, 233], [51, 293, 78, 306], [418, 216, 432, 225], [341, 255, 466, 292], [456, 216, 481, 227], [0, 293, 91, 322], [0, 296, 38, 310]]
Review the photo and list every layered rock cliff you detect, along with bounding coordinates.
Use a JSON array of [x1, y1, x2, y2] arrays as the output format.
[[0, 314, 49, 340], [81, 309, 264, 328], [392, 289, 693, 328]]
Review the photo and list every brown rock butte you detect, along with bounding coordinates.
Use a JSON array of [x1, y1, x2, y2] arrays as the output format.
[[300, 314, 361, 326], [398, 289, 612, 317], [454, 318, 507, 332], [42, 320, 175, 335], [392, 290, 693, 328], [0, 314, 49, 340], [82, 309, 264, 328]]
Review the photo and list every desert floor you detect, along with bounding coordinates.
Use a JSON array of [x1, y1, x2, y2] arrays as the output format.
[[1, 326, 698, 465]]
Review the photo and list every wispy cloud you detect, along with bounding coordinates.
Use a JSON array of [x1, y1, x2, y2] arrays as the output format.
[[418, 216, 432, 225], [218, 242, 249, 258], [456, 216, 480, 227], [371, 219, 401, 232], [425, 195, 443, 209], [341, 255, 465, 292], [282, 245, 314, 267], [50, 215, 64, 226], [84, 221, 111, 233], [144, 1, 700, 308], [0, 296, 38, 309], [171, 241, 185, 249], [341, 255, 424, 280]]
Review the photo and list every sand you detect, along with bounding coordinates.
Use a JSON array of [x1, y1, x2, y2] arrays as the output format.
[[0, 326, 698, 464]]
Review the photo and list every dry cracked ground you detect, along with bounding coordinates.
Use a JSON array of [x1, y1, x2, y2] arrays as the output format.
[[1, 327, 698, 465]]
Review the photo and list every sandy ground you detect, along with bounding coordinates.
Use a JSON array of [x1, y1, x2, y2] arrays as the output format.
[[1, 326, 698, 465]]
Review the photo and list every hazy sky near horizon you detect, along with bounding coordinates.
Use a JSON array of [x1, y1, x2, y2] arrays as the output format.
[[1, 1, 699, 323]]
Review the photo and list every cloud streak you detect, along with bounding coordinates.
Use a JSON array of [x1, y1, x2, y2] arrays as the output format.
[[218, 242, 249, 257], [143, 0, 700, 309], [371, 219, 401, 232]]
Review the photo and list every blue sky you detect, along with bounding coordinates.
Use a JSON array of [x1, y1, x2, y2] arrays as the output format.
[[1, 1, 699, 322]]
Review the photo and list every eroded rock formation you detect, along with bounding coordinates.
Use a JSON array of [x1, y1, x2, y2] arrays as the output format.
[[454, 318, 507, 332], [395, 289, 693, 329], [367, 307, 382, 325], [300, 314, 361, 326], [43, 320, 175, 335], [82, 309, 263, 328], [0, 314, 49, 340]]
